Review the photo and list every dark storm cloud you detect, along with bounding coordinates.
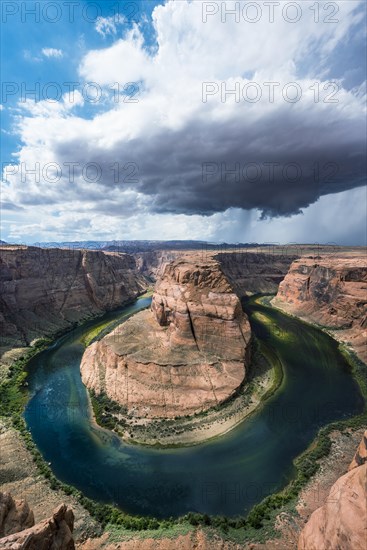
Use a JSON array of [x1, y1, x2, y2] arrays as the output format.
[[52, 101, 366, 219]]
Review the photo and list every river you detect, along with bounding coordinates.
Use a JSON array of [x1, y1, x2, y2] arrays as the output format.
[[24, 295, 364, 518]]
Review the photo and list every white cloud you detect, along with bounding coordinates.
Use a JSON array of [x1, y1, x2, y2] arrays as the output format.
[[95, 14, 125, 37], [42, 48, 63, 58]]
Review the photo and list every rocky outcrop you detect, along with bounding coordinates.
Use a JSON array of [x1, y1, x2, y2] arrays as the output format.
[[151, 258, 250, 359], [298, 432, 367, 550], [0, 496, 75, 550], [0, 246, 147, 352], [216, 252, 297, 296], [0, 493, 34, 537], [81, 257, 250, 419], [349, 429, 367, 471], [272, 255, 367, 363]]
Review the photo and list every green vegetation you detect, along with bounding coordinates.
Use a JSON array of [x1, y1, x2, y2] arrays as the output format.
[[89, 389, 127, 432], [0, 338, 51, 417], [81, 292, 153, 347]]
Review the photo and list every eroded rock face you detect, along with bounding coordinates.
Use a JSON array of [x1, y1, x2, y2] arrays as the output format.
[[349, 430, 367, 471], [0, 493, 34, 537], [81, 258, 250, 419], [0, 246, 147, 351], [151, 258, 250, 360], [298, 432, 367, 550], [0, 498, 75, 550], [134, 250, 181, 281], [272, 256, 367, 362]]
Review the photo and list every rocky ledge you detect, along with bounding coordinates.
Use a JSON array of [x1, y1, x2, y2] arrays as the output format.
[[81, 257, 251, 421], [272, 254, 367, 363], [298, 430, 367, 550], [0, 493, 75, 549]]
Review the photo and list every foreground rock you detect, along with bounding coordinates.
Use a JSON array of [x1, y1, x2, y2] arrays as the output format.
[[0, 495, 75, 550], [298, 432, 367, 550], [0, 246, 147, 353], [272, 255, 367, 362], [81, 257, 250, 420], [0, 419, 100, 543], [349, 429, 367, 471], [0, 493, 34, 537]]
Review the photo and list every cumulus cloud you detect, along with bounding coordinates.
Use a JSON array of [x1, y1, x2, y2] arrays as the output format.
[[42, 48, 63, 58], [2, 0, 366, 243]]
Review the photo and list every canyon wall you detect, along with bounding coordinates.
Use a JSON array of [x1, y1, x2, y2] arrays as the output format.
[[0, 246, 147, 352], [272, 255, 367, 363], [298, 430, 367, 550], [81, 257, 251, 419], [134, 250, 181, 281], [216, 252, 297, 296]]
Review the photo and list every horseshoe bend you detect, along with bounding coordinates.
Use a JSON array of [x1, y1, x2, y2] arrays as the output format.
[[80, 256, 252, 443], [0, 244, 366, 550]]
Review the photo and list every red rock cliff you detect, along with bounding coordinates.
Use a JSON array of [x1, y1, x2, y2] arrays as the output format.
[[272, 255, 367, 362], [0, 246, 147, 352]]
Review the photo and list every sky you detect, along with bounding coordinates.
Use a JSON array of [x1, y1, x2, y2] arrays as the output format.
[[1, 0, 366, 245]]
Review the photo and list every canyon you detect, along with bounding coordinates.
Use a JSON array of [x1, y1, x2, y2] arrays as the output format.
[[0, 244, 366, 549]]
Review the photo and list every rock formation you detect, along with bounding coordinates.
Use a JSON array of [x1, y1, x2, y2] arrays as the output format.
[[81, 257, 251, 419], [272, 255, 367, 362], [0, 494, 75, 549], [0, 246, 147, 353], [151, 257, 250, 359], [0, 493, 34, 537], [349, 429, 367, 471], [298, 431, 367, 550]]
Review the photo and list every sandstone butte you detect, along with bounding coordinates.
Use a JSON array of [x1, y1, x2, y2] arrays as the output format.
[[272, 255, 367, 363], [298, 430, 367, 550], [80, 257, 251, 419], [0, 492, 75, 549]]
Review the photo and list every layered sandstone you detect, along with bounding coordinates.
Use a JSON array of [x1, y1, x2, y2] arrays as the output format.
[[0, 496, 75, 550], [298, 432, 367, 550], [216, 252, 297, 296], [81, 258, 250, 419], [0, 246, 147, 352], [272, 255, 367, 362]]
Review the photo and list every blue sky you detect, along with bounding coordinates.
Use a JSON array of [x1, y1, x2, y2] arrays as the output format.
[[1, 0, 366, 244]]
